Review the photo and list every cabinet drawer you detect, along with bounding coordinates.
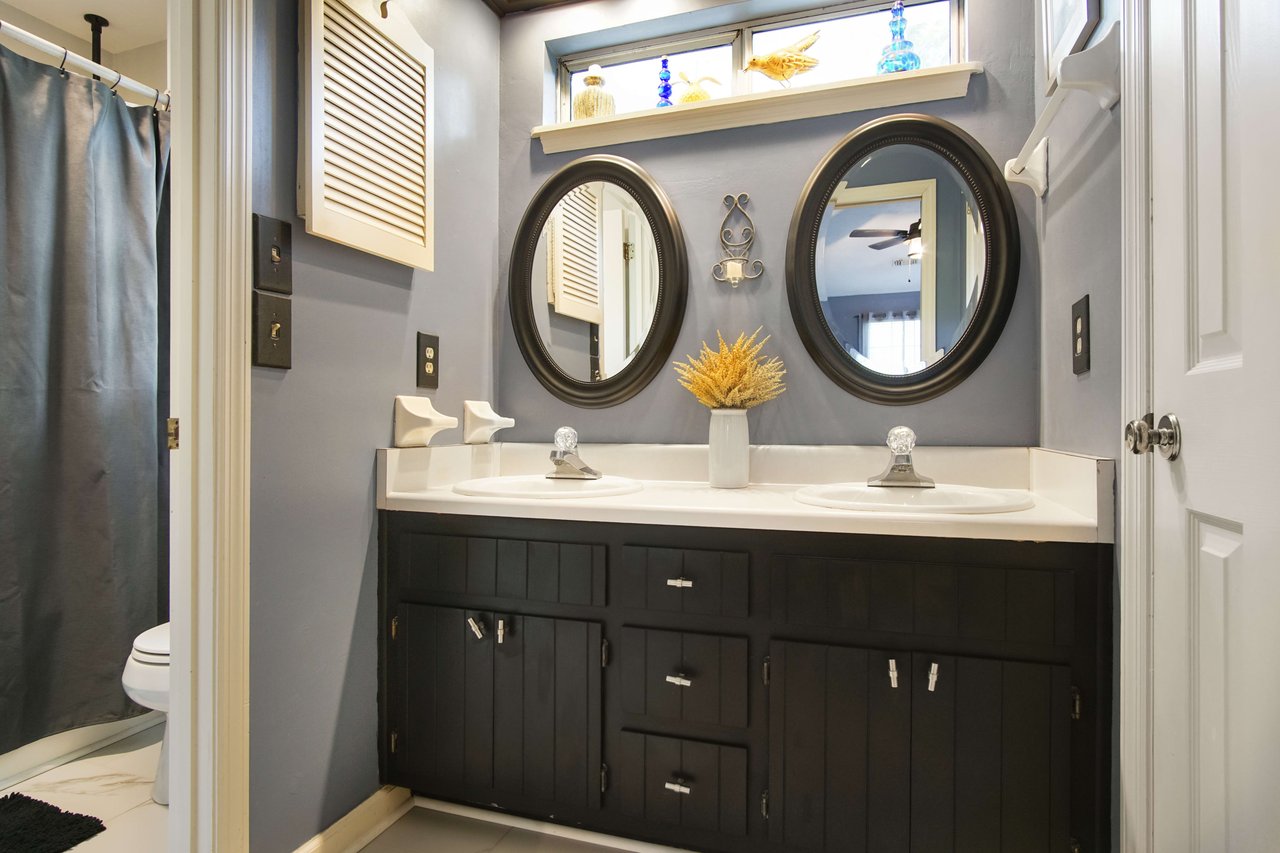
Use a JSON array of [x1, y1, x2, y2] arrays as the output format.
[[397, 533, 606, 606], [620, 627, 749, 728], [617, 546, 749, 618], [617, 731, 747, 837], [771, 555, 1074, 647]]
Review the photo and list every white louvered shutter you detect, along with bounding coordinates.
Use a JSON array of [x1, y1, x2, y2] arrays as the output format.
[[547, 184, 603, 324], [300, 0, 434, 270]]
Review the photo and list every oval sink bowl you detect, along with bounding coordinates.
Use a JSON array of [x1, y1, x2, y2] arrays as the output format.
[[453, 475, 642, 500], [794, 483, 1034, 514]]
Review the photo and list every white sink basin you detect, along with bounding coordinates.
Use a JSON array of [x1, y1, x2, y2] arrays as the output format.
[[794, 482, 1034, 514], [452, 474, 642, 500]]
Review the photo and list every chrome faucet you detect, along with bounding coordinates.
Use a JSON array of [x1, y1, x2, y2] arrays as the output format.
[[547, 427, 601, 480], [868, 426, 935, 488]]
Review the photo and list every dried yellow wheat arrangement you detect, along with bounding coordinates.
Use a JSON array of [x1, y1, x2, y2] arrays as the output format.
[[673, 327, 786, 410]]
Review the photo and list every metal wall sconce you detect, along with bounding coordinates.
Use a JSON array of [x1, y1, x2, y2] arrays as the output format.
[[712, 193, 763, 288]]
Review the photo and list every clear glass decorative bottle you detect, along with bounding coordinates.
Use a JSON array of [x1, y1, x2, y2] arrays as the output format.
[[656, 55, 673, 107], [876, 0, 922, 75], [572, 64, 615, 120]]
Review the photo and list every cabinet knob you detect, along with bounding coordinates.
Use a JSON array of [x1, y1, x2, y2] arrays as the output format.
[[497, 618, 506, 645], [888, 658, 899, 689], [467, 617, 485, 640], [664, 779, 691, 795], [928, 662, 940, 692], [665, 577, 694, 589], [665, 673, 693, 688]]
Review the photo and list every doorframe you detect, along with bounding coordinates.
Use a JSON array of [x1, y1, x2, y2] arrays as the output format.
[[167, 0, 253, 849], [1118, 1, 1154, 851]]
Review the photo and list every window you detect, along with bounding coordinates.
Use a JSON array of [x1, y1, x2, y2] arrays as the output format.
[[559, 0, 962, 121]]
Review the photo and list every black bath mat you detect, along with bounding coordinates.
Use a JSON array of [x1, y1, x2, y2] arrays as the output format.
[[0, 791, 105, 852]]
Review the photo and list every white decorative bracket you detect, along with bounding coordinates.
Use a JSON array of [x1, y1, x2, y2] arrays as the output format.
[[1004, 21, 1120, 197], [462, 400, 515, 445], [393, 395, 458, 447]]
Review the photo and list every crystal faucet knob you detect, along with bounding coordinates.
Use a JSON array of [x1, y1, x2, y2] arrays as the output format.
[[554, 426, 579, 452], [886, 426, 917, 455]]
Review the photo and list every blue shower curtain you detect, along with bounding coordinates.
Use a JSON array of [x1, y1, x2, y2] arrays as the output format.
[[0, 44, 170, 754]]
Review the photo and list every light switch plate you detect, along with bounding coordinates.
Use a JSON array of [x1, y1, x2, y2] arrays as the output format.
[[253, 291, 292, 369], [1072, 294, 1090, 375], [416, 332, 439, 389], [252, 213, 293, 295]]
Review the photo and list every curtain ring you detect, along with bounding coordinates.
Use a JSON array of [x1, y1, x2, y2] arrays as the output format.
[[109, 71, 124, 92], [59, 49, 70, 72], [152, 89, 161, 110]]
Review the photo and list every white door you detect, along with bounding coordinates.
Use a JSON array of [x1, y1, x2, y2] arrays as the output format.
[[1148, 2, 1280, 850]]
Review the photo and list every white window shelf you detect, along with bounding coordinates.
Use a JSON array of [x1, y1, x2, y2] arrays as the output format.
[[532, 62, 983, 155]]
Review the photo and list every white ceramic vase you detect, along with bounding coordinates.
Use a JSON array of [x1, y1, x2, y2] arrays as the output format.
[[708, 408, 749, 489]]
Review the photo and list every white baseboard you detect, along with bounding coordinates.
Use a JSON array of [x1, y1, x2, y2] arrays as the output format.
[[293, 785, 413, 853], [415, 797, 695, 853], [0, 712, 164, 791]]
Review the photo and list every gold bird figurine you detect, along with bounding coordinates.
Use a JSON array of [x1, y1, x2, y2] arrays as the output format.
[[745, 31, 820, 87]]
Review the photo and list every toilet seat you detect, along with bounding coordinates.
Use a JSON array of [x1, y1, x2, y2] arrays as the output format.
[[131, 622, 170, 658]]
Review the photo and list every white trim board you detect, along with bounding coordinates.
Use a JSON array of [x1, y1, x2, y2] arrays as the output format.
[[415, 797, 696, 853], [0, 713, 163, 791], [533, 63, 983, 154], [293, 786, 413, 853]]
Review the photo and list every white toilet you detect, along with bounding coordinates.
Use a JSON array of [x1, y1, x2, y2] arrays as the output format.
[[121, 622, 170, 805]]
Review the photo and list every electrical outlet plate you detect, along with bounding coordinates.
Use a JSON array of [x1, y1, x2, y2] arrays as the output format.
[[1072, 294, 1090, 375], [417, 332, 439, 389], [252, 213, 293, 295], [253, 291, 292, 369]]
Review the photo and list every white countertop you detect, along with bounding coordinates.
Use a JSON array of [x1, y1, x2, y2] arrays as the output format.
[[377, 443, 1115, 544]]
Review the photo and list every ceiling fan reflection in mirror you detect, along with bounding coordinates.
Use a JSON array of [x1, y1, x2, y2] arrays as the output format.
[[850, 218, 922, 252]]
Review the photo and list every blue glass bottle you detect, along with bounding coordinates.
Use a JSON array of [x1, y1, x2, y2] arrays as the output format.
[[877, 1, 922, 75], [656, 55, 673, 107]]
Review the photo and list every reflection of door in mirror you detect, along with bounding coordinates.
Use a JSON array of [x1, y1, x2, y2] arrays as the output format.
[[532, 181, 662, 383], [825, 178, 938, 372]]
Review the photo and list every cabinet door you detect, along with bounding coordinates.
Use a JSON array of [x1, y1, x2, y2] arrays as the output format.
[[911, 653, 1072, 853], [767, 641, 910, 852], [392, 604, 603, 812]]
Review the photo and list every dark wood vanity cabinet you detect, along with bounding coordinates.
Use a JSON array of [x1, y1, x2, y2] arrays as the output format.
[[380, 512, 1112, 853]]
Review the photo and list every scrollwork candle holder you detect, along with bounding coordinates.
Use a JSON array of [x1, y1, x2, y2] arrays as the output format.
[[712, 193, 764, 288]]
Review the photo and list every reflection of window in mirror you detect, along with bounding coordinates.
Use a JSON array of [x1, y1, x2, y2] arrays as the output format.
[[822, 178, 939, 370], [854, 311, 925, 375]]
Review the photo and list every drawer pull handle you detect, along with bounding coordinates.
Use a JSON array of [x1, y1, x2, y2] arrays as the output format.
[[888, 658, 899, 689], [665, 674, 693, 688], [664, 780, 691, 795], [928, 662, 940, 692], [665, 577, 694, 588], [497, 619, 505, 645], [467, 617, 485, 640]]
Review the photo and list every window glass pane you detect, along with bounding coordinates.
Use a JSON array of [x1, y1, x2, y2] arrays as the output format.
[[569, 44, 734, 119], [748, 1, 951, 93]]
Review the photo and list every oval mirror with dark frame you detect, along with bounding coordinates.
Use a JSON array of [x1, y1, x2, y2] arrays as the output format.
[[786, 114, 1020, 405], [509, 155, 688, 408]]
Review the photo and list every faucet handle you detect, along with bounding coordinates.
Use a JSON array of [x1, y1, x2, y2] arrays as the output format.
[[886, 426, 917, 455], [554, 426, 579, 453]]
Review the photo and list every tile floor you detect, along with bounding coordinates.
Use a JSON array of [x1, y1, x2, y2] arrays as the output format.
[[361, 808, 645, 853], [0, 724, 167, 852]]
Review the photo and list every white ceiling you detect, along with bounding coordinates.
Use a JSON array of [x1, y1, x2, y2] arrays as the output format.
[[4, 0, 165, 52], [820, 200, 921, 298]]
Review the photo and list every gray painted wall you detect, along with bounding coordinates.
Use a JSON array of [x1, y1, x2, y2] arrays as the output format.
[[1035, 0, 1122, 458], [497, 0, 1040, 446], [248, 0, 499, 849]]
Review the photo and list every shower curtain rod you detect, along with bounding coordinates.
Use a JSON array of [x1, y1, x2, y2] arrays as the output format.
[[0, 18, 171, 110]]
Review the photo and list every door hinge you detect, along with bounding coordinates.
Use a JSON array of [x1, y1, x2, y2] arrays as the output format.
[[601, 763, 609, 794], [1072, 686, 1082, 721], [390, 615, 398, 640], [601, 638, 610, 668], [762, 655, 771, 686], [390, 730, 398, 754], [622, 241, 635, 261], [166, 417, 180, 450], [760, 789, 769, 820]]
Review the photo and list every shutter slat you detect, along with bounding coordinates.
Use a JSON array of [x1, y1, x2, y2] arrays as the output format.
[[325, 149, 425, 213], [323, 29, 425, 121], [323, 185, 425, 243], [323, 58, 425, 147], [323, 0, 424, 91]]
